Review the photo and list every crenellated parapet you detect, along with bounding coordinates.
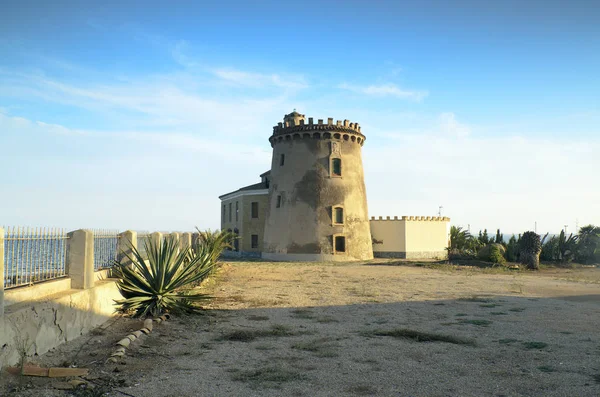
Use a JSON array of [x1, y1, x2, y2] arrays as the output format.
[[370, 216, 451, 222], [269, 116, 366, 147]]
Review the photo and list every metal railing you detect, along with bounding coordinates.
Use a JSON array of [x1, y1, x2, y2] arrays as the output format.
[[92, 229, 119, 270], [136, 231, 149, 259], [3, 226, 69, 289]]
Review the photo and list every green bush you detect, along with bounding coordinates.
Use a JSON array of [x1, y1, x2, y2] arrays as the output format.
[[489, 244, 506, 265], [477, 243, 506, 264]]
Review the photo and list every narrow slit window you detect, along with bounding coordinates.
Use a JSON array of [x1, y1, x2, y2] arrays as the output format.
[[334, 236, 346, 253], [228, 203, 232, 222], [251, 202, 259, 218], [251, 234, 259, 248], [222, 205, 226, 222], [334, 207, 344, 224], [332, 158, 342, 176], [280, 154, 285, 166], [235, 201, 239, 222], [276, 195, 282, 208]]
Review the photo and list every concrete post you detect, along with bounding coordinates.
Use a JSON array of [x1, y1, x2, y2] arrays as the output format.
[[191, 232, 200, 248], [0, 228, 5, 316], [117, 230, 137, 265], [150, 232, 163, 248], [180, 232, 192, 252], [66, 229, 94, 289], [169, 232, 181, 254]]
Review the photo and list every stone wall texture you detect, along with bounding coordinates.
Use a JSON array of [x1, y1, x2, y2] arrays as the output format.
[[263, 123, 373, 261]]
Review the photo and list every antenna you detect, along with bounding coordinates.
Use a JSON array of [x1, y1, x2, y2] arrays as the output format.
[[438, 206, 443, 217], [534, 221, 537, 234]]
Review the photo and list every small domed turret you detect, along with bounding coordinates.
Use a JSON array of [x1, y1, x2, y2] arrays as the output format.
[[283, 109, 305, 127]]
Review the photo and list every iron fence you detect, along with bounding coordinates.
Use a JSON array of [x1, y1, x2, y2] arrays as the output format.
[[92, 229, 119, 270], [3, 226, 69, 289], [136, 231, 149, 259]]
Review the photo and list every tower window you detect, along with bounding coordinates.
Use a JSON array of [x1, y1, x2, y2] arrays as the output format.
[[222, 204, 226, 222], [235, 201, 239, 222], [251, 202, 259, 218], [332, 158, 342, 177], [334, 235, 346, 253], [251, 234, 259, 248], [280, 154, 285, 166], [276, 195, 282, 208], [228, 203, 232, 222], [333, 207, 344, 225]]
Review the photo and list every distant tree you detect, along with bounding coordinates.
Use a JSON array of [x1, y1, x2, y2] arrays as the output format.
[[495, 229, 504, 245], [505, 235, 520, 262], [557, 230, 578, 263], [478, 229, 491, 245], [540, 235, 559, 261], [520, 231, 542, 270], [576, 225, 600, 264], [448, 226, 482, 258]]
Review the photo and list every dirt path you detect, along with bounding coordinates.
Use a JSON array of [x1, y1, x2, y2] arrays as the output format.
[[3, 261, 600, 396]]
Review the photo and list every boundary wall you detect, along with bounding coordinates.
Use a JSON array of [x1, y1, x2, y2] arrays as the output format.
[[369, 216, 450, 259], [0, 229, 193, 368]]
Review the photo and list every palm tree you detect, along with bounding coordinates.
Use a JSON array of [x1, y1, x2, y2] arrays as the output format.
[[557, 230, 578, 263], [519, 231, 542, 270], [576, 225, 600, 264]]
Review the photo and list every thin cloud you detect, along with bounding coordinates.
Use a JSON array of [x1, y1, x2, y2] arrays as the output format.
[[338, 82, 428, 101], [212, 68, 308, 90], [439, 112, 470, 137]]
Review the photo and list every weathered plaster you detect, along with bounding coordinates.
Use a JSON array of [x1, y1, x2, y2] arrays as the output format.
[[0, 279, 120, 368]]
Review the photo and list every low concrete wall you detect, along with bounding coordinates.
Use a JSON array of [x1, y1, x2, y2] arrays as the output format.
[[0, 277, 120, 368], [373, 251, 447, 259], [370, 216, 450, 260]]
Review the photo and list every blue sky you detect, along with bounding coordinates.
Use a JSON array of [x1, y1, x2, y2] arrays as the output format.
[[1, 0, 599, 234]]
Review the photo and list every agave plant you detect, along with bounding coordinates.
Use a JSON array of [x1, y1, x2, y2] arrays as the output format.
[[193, 228, 234, 266], [113, 235, 215, 317]]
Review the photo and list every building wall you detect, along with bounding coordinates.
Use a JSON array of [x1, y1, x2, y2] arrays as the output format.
[[263, 121, 373, 261], [220, 191, 268, 257], [240, 194, 268, 254], [370, 216, 450, 259]]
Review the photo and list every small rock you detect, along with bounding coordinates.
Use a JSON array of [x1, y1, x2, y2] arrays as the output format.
[[53, 381, 74, 390]]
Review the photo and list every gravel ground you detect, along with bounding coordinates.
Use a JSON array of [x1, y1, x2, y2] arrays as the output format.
[[2, 260, 600, 397]]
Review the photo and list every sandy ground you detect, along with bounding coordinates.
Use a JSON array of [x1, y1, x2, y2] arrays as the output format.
[[2, 260, 600, 397]]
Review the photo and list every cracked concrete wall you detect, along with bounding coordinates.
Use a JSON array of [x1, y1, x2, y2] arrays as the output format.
[[0, 279, 120, 368]]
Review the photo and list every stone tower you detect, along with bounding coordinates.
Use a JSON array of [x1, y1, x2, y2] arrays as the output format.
[[262, 111, 373, 261]]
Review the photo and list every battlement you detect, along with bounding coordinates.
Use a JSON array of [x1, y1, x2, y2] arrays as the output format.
[[370, 216, 450, 222], [270, 115, 366, 147], [273, 117, 362, 134]]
